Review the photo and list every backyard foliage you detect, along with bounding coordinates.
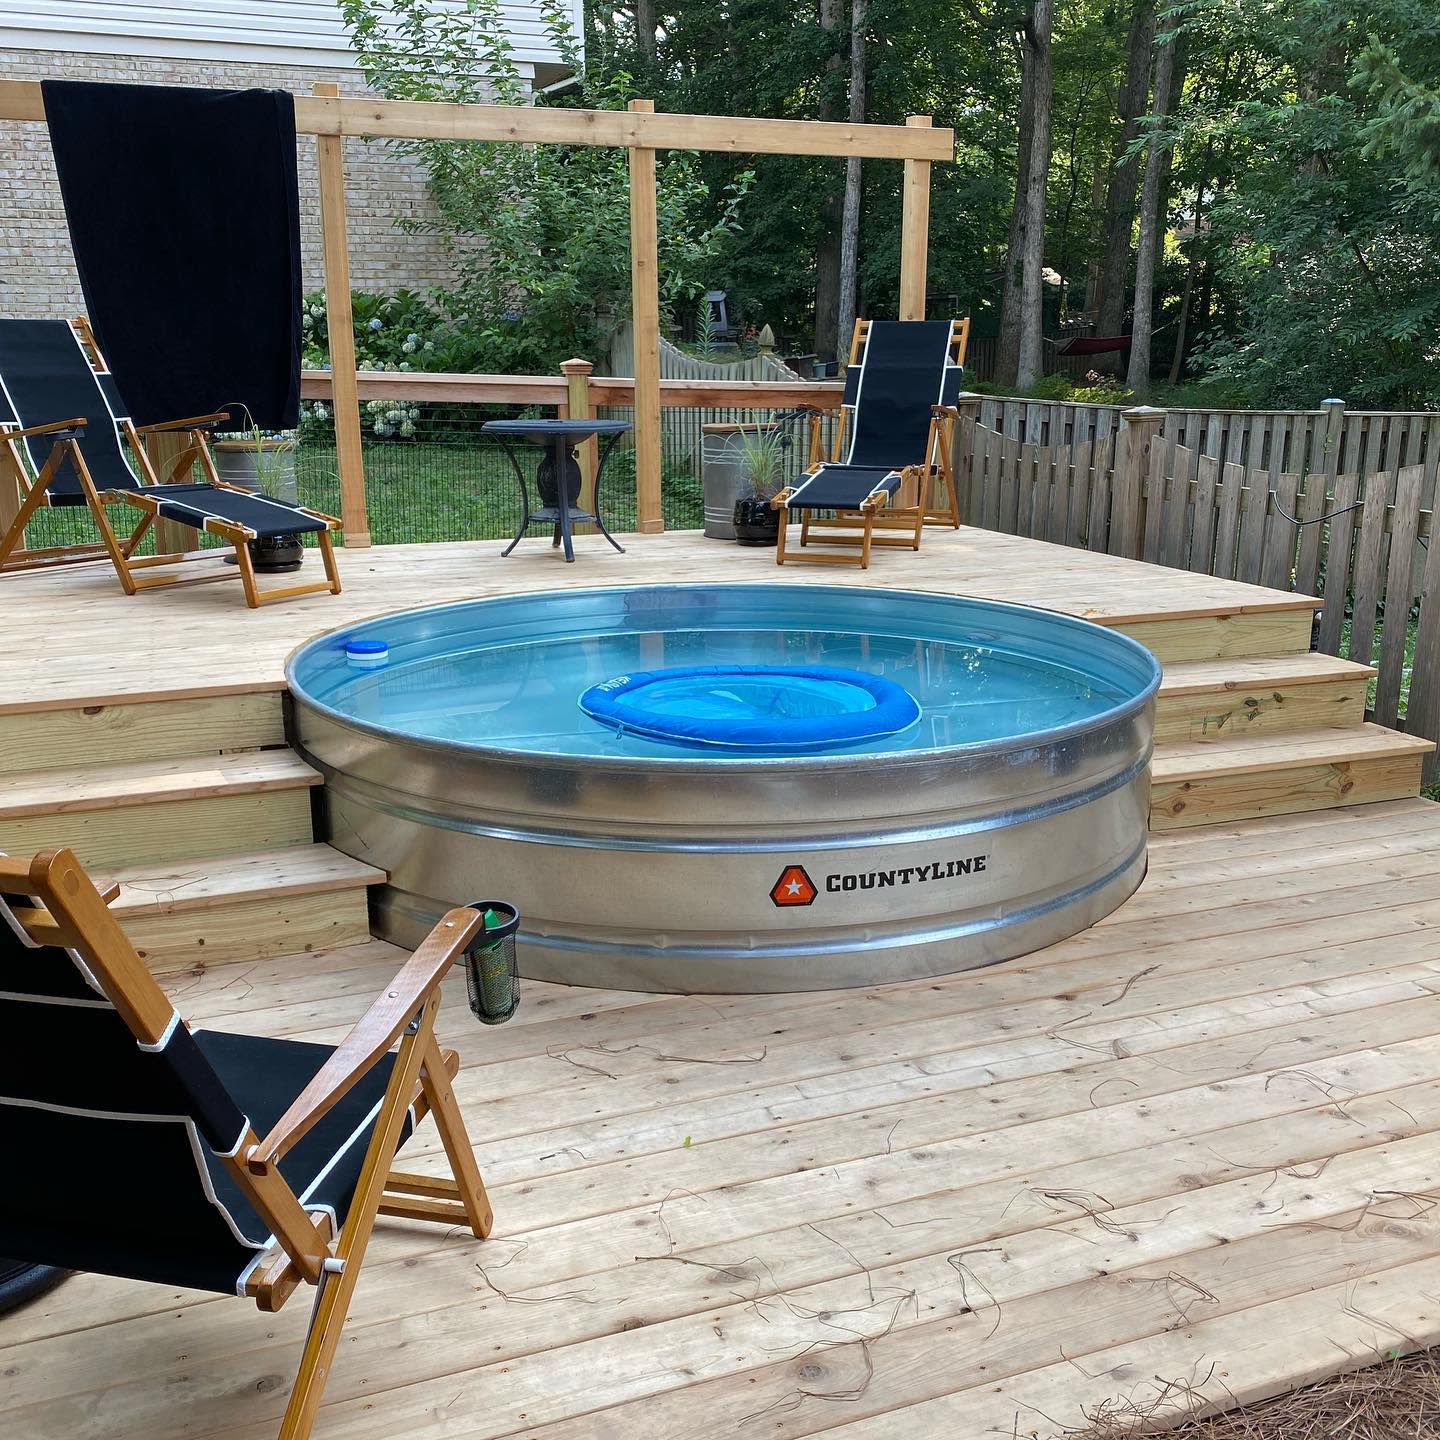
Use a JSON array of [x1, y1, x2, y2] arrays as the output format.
[[1164, 0, 1440, 406], [329, 0, 1440, 409], [338, 0, 749, 372], [591, 0, 1440, 407]]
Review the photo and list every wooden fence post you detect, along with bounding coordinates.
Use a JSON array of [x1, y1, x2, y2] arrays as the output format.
[[898, 115, 934, 321], [313, 81, 370, 548], [950, 393, 982, 524], [628, 99, 664, 534], [1113, 406, 1165, 560], [560, 357, 597, 533], [1296, 398, 1345, 596]]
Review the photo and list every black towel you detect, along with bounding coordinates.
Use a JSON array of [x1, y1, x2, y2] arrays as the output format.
[[41, 79, 303, 431]]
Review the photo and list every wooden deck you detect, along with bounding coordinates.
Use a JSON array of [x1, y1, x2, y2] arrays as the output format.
[[2, 801, 1439, 1437], [2, 528, 1439, 1436], [0, 526, 1315, 712]]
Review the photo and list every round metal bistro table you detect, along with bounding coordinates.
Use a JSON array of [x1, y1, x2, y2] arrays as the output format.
[[484, 418, 631, 563]]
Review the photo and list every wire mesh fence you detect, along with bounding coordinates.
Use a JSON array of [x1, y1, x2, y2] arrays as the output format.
[[293, 399, 833, 542], [9, 398, 838, 555]]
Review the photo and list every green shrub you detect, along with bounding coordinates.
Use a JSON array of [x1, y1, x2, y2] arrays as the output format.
[[300, 288, 524, 442]]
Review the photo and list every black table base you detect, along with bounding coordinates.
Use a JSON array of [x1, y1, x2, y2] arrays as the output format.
[[485, 420, 631, 563]]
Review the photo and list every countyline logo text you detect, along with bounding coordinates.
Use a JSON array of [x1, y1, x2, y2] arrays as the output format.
[[825, 855, 989, 892]]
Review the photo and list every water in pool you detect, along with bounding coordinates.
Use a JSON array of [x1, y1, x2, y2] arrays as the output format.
[[320, 624, 1129, 759]]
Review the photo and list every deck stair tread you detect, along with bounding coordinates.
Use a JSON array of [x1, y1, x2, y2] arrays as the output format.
[[94, 846, 386, 918], [1158, 653, 1377, 695], [0, 750, 320, 819], [1153, 723, 1433, 781]]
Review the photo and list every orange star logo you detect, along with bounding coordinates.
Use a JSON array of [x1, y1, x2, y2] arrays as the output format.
[[770, 865, 818, 907]]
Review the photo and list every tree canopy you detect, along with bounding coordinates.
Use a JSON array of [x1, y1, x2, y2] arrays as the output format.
[[344, 0, 1440, 408]]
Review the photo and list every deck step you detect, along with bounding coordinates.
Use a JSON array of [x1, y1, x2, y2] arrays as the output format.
[[0, 751, 319, 868], [1150, 723, 1433, 830], [94, 845, 385, 975], [1110, 605, 1314, 664], [0, 691, 285, 775], [1155, 654, 1374, 744]]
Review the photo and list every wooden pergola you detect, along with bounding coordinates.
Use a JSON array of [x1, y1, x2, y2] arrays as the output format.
[[0, 78, 953, 544]]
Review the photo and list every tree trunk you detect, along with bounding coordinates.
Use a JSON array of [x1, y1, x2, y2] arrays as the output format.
[[1094, 0, 1155, 342], [837, 0, 867, 352], [634, 0, 657, 62], [1082, 147, 1107, 324], [1016, 0, 1053, 389], [996, 38, 1036, 386], [1126, 33, 1185, 393], [814, 0, 846, 360], [1169, 143, 1214, 384]]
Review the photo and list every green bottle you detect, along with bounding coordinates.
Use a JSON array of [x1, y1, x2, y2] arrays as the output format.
[[473, 907, 518, 1024]]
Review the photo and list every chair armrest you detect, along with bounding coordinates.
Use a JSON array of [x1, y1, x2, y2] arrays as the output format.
[[246, 905, 487, 1174], [3, 417, 87, 441], [4, 881, 118, 948], [132, 411, 232, 436], [806, 413, 828, 467]]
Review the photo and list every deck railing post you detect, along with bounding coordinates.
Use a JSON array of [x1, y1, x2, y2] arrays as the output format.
[[313, 81, 370, 548], [560, 357, 597, 534], [0, 455, 21, 539], [1114, 406, 1165, 560], [143, 430, 199, 555], [951, 393, 982, 524]]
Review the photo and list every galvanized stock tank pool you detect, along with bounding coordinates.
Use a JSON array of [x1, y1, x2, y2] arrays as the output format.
[[287, 584, 1161, 992]]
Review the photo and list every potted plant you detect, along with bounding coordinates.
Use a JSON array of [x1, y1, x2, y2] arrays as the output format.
[[732, 423, 786, 546], [212, 408, 304, 573]]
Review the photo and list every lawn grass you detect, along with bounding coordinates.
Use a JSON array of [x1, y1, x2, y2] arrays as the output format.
[[295, 440, 702, 541]]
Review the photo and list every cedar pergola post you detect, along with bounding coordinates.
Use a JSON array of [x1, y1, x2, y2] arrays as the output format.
[[898, 115, 933, 320], [627, 99, 664, 534], [313, 80, 370, 548]]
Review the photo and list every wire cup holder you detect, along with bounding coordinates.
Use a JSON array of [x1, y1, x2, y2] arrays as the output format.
[[462, 901, 521, 1025]]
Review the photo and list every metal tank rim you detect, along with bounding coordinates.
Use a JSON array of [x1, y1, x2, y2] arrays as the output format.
[[283, 581, 1163, 775]]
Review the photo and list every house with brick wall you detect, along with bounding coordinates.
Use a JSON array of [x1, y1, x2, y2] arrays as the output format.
[[0, 0, 582, 317]]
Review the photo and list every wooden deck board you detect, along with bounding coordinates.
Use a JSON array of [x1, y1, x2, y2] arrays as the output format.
[[4, 799, 1439, 1439], [0, 527, 1317, 713]]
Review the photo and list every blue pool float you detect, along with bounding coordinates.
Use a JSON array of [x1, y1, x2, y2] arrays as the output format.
[[578, 663, 921, 754]]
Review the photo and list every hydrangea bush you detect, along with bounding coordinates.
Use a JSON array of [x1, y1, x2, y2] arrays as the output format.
[[300, 289, 495, 441]]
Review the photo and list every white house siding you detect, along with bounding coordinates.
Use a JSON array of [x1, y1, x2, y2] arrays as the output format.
[[0, 1, 583, 72], [0, 2, 583, 316]]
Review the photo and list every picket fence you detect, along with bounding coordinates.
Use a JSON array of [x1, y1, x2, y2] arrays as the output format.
[[958, 396, 1440, 776]]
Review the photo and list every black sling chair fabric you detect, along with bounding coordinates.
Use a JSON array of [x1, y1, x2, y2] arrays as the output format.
[[0, 892, 411, 1293], [774, 318, 966, 569], [0, 318, 342, 608], [0, 847, 495, 1440]]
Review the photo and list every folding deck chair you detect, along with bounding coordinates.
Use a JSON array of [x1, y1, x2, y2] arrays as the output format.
[[772, 317, 970, 568], [0, 317, 341, 607], [0, 845, 495, 1440]]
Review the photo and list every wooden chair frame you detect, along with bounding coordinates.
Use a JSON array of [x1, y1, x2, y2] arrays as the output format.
[[2, 846, 492, 1440], [771, 317, 970, 570], [0, 319, 342, 609], [772, 478, 926, 569]]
